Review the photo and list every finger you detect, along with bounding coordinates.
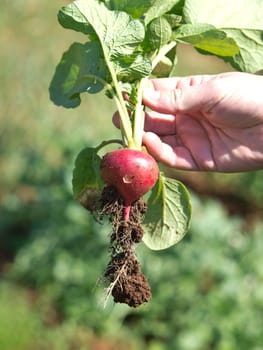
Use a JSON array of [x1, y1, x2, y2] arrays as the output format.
[[144, 76, 210, 92], [113, 109, 177, 136], [142, 132, 198, 170], [143, 75, 214, 115], [144, 111, 176, 135], [112, 111, 120, 128]]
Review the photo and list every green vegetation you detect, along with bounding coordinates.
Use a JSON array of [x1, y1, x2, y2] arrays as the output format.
[[1, 1, 263, 349], [0, 283, 41, 350]]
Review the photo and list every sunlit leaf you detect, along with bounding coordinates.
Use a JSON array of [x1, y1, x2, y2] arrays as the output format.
[[64, 0, 145, 57], [222, 29, 263, 73], [107, 0, 154, 18], [49, 42, 107, 108], [144, 0, 183, 24], [72, 147, 103, 202], [145, 16, 172, 51], [143, 173, 192, 250], [174, 24, 239, 57], [183, 0, 263, 71], [183, 0, 263, 30]]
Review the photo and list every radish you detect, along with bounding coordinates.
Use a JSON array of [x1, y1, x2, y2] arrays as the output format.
[[101, 148, 159, 221], [51, 0, 193, 307]]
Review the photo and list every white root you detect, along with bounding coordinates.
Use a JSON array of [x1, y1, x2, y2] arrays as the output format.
[[102, 263, 127, 308]]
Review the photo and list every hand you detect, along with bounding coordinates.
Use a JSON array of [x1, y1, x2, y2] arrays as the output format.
[[142, 72, 263, 172]]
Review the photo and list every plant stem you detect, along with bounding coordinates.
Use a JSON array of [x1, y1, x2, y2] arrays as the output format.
[[132, 42, 177, 150], [112, 95, 134, 149], [95, 139, 124, 152], [151, 41, 177, 70], [133, 78, 147, 149], [80, 73, 134, 147], [105, 58, 135, 149]]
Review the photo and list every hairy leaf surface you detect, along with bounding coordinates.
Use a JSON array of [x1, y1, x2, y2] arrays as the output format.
[[113, 53, 152, 81], [72, 147, 103, 199], [58, 0, 151, 82], [58, 4, 95, 35], [222, 29, 263, 73], [49, 42, 107, 108], [64, 0, 145, 57], [174, 24, 239, 56], [143, 174, 191, 250], [107, 0, 154, 18], [183, 0, 263, 30], [144, 0, 183, 25], [183, 0, 263, 71], [145, 16, 173, 51]]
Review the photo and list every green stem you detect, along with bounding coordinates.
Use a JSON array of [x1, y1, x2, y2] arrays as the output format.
[[105, 57, 135, 149], [151, 41, 177, 70], [131, 42, 177, 150], [133, 78, 147, 149], [79, 72, 134, 147], [95, 139, 124, 152]]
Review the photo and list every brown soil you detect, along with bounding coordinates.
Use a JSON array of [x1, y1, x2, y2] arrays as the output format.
[[99, 186, 151, 308]]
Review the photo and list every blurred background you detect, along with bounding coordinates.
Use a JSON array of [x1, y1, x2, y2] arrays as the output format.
[[1, 1, 263, 349]]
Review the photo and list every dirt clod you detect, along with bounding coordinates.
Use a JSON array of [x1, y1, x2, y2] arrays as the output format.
[[99, 186, 151, 307]]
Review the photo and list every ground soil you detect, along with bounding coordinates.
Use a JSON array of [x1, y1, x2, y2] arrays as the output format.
[[99, 186, 151, 308]]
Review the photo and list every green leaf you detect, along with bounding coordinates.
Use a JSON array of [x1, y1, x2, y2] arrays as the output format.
[[58, 4, 95, 36], [59, 0, 151, 83], [182, 0, 263, 72], [49, 42, 107, 108], [145, 16, 173, 51], [174, 24, 239, 57], [62, 0, 145, 57], [164, 13, 182, 29], [183, 0, 263, 30], [72, 147, 104, 209], [142, 173, 191, 250], [222, 29, 263, 73], [113, 53, 152, 81], [108, 0, 154, 18], [144, 0, 183, 25]]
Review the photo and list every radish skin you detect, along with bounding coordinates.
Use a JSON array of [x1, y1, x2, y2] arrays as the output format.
[[101, 149, 159, 221]]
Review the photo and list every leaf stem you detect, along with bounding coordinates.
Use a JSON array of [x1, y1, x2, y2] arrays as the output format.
[[105, 58, 135, 149], [133, 78, 147, 149], [80, 72, 134, 147], [131, 42, 177, 150], [151, 41, 177, 70], [95, 139, 124, 152]]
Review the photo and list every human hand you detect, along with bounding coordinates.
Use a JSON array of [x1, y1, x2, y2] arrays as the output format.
[[142, 72, 263, 172]]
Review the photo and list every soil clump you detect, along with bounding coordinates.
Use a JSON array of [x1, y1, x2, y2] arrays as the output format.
[[99, 186, 151, 307]]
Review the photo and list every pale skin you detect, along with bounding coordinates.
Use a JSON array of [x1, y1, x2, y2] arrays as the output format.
[[142, 72, 263, 172]]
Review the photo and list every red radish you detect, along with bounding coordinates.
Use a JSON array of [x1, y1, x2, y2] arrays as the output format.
[[101, 149, 159, 221]]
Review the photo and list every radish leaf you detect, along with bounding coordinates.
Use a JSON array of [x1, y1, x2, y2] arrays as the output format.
[[183, 0, 263, 72], [143, 173, 192, 250], [51, 0, 152, 108], [144, 0, 183, 25], [222, 29, 263, 73], [112, 53, 152, 81], [49, 42, 107, 108], [145, 16, 173, 51], [72, 147, 103, 199], [58, 4, 95, 35], [174, 24, 239, 56], [106, 0, 154, 18], [60, 0, 145, 57], [183, 0, 263, 30]]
